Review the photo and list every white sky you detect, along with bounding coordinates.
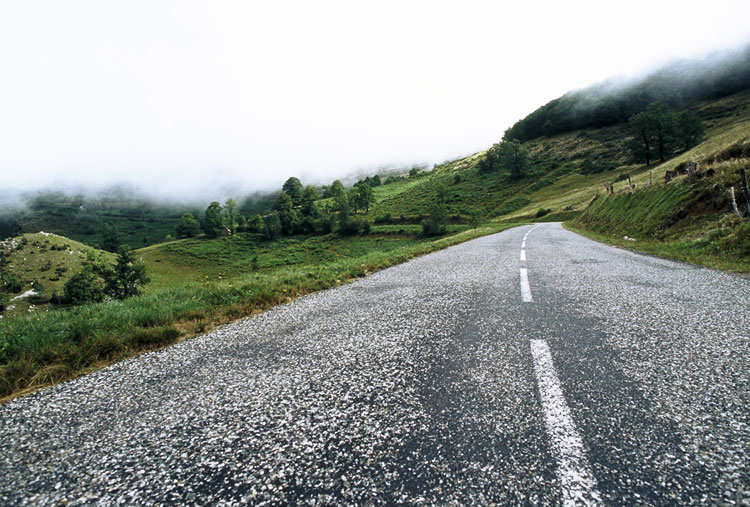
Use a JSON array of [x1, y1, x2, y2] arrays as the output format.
[[1, 0, 749, 199]]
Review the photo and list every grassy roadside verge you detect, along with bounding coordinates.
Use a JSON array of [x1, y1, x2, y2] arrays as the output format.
[[564, 222, 750, 275], [0, 223, 522, 402]]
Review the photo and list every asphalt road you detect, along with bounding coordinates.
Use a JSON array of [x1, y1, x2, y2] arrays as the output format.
[[1, 223, 748, 505]]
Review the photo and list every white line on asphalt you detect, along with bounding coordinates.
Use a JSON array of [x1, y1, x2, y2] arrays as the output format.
[[530, 339, 603, 507], [522, 240, 526, 248], [520, 250, 527, 261], [520, 268, 532, 302]]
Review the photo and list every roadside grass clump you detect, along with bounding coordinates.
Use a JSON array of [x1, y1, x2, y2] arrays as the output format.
[[567, 221, 750, 274], [569, 174, 750, 273], [573, 183, 702, 239], [0, 223, 521, 400]]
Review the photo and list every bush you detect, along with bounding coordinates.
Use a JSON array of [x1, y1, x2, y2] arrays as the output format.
[[374, 213, 393, 224], [0, 292, 9, 311], [338, 217, 370, 236], [1, 271, 24, 293], [615, 173, 631, 183], [468, 212, 481, 229], [421, 219, 446, 236], [64, 267, 104, 305], [536, 208, 552, 218], [316, 215, 335, 234]]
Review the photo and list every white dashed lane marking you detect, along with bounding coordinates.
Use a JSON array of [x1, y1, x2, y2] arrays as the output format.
[[519, 224, 540, 302], [520, 268, 533, 302], [530, 339, 603, 507]]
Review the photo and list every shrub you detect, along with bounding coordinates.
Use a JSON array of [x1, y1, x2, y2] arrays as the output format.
[[468, 212, 481, 229], [64, 267, 104, 305], [421, 219, 446, 236], [0, 292, 9, 311], [374, 213, 393, 224], [615, 173, 631, 183], [536, 208, 552, 218], [1, 271, 24, 293], [338, 217, 370, 236]]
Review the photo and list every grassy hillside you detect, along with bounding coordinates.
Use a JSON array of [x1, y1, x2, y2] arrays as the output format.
[[0, 232, 114, 316], [341, 89, 750, 272], [138, 232, 444, 292], [505, 44, 750, 141]]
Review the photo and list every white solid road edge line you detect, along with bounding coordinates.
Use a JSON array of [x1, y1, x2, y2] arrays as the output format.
[[520, 268, 532, 302], [530, 339, 603, 507]]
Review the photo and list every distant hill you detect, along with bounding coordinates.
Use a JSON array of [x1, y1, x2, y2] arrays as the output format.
[[0, 232, 114, 316], [505, 44, 750, 142]]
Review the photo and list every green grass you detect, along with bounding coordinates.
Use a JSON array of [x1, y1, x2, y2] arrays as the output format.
[[568, 167, 750, 273], [566, 222, 750, 274], [0, 223, 521, 400], [573, 184, 703, 238]]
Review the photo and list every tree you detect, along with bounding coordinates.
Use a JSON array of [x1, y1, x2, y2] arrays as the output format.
[[350, 184, 374, 213], [64, 266, 104, 305], [175, 213, 201, 238], [330, 180, 347, 202], [203, 202, 225, 238], [477, 150, 496, 173], [300, 186, 320, 217], [421, 183, 448, 236], [281, 177, 304, 207], [223, 199, 239, 233], [273, 192, 300, 235], [645, 101, 677, 163], [248, 214, 263, 233], [300, 186, 322, 233], [104, 245, 150, 300], [263, 212, 282, 240], [100, 223, 123, 252], [629, 110, 654, 166], [497, 140, 531, 179], [355, 184, 373, 212], [676, 110, 706, 151], [236, 214, 247, 231]]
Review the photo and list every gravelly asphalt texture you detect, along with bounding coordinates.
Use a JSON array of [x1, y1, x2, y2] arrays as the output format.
[[1, 223, 749, 505]]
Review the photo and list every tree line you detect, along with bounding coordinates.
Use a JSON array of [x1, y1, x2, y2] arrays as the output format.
[[173, 176, 383, 242], [504, 44, 750, 142]]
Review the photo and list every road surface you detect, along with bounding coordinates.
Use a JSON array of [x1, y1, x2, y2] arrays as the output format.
[[1, 223, 748, 505]]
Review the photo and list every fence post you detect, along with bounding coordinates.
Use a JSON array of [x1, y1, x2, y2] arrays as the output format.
[[730, 187, 742, 219], [741, 169, 750, 218]]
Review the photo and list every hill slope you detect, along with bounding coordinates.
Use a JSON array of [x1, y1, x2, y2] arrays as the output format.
[[505, 44, 750, 141], [1, 233, 114, 316], [354, 88, 750, 271]]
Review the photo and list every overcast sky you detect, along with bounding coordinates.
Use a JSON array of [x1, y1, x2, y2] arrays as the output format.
[[1, 1, 749, 200]]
